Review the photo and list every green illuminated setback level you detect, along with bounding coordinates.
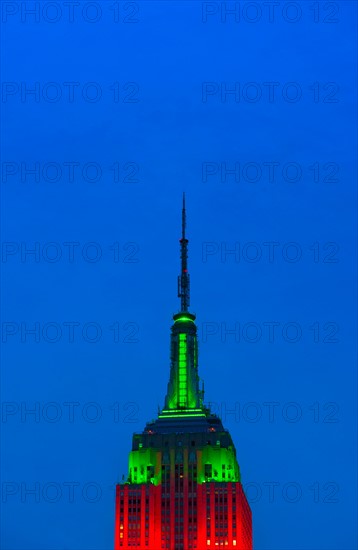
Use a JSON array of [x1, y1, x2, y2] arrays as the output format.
[[198, 445, 240, 483], [128, 444, 241, 485], [128, 448, 161, 486]]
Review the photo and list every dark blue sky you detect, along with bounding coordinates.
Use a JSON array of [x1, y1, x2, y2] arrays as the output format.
[[1, 1, 357, 549]]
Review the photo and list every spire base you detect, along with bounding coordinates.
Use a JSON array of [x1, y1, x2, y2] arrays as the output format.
[[173, 312, 196, 323]]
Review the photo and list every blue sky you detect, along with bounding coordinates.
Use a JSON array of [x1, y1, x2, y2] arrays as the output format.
[[1, 1, 357, 549]]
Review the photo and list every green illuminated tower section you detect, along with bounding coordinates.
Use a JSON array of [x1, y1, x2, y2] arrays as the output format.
[[162, 312, 203, 415], [114, 196, 252, 550]]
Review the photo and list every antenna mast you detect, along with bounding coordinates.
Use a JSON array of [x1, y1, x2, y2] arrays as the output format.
[[178, 193, 190, 311]]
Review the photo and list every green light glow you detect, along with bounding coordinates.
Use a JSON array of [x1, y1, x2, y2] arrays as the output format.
[[178, 334, 187, 407], [127, 442, 240, 486], [164, 312, 202, 412], [166, 330, 199, 411], [160, 408, 204, 413], [198, 445, 241, 483], [128, 448, 161, 485], [159, 405, 206, 417], [158, 412, 206, 418]]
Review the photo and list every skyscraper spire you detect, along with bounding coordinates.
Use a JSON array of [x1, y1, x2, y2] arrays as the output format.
[[178, 192, 190, 312], [160, 194, 201, 414]]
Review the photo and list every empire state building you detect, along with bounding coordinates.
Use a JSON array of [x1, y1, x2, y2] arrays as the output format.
[[114, 196, 253, 550]]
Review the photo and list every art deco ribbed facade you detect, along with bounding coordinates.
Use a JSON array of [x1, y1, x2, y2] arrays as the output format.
[[114, 197, 252, 550]]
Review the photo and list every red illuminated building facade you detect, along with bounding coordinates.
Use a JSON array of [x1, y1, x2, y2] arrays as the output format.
[[114, 197, 253, 550]]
